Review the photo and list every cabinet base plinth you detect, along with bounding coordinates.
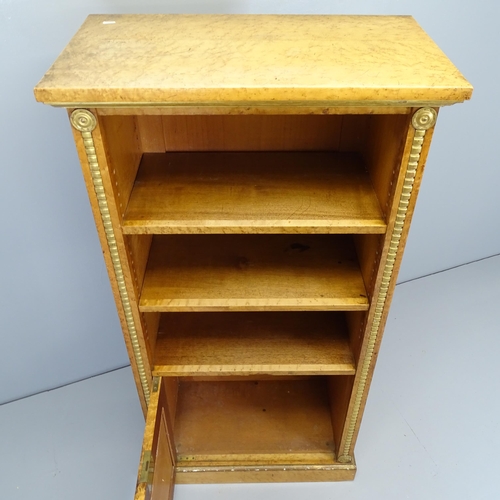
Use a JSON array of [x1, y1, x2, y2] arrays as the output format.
[[175, 461, 356, 484]]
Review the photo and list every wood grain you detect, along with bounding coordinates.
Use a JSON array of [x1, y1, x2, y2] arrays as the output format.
[[153, 312, 355, 376], [123, 152, 386, 234], [34, 15, 472, 106], [161, 115, 342, 151], [139, 235, 369, 312], [174, 378, 335, 462]]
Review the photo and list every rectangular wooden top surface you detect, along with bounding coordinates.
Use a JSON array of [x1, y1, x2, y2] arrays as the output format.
[[34, 14, 472, 107]]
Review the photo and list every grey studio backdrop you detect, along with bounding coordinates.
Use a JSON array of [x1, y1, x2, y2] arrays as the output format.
[[0, 1, 497, 405]]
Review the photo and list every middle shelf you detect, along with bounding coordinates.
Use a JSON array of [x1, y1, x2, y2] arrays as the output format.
[[139, 234, 369, 312]]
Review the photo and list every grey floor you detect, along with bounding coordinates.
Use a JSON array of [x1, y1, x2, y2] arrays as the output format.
[[2, 255, 499, 500]]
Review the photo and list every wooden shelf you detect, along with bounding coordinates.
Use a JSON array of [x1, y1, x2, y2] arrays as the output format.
[[175, 378, 336, 464], [123, 152, 386, 234], [139, 235, 369, 312], [153, 312, 355, 376]]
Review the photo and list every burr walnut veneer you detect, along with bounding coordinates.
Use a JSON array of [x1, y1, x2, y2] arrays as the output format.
[[34, 14, 472, 499]]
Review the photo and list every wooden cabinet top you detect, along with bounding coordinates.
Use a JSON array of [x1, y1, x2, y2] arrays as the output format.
[[34, 14, 472, 107]]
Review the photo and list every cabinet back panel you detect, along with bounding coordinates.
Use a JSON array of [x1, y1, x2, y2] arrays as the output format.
[[161, 115, 344, 151], [129, 115, 369, 152], [339, 115, 371, 152]]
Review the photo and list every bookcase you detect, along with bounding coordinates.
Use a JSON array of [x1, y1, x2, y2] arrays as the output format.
[[34, 14, 472, 499]]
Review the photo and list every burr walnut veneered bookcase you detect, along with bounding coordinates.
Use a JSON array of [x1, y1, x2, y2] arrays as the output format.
[[34, 14, 472, 499]]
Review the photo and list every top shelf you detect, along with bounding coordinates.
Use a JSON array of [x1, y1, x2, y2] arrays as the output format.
[[123, 151, 386, 235], [34, 15, 472, 107]]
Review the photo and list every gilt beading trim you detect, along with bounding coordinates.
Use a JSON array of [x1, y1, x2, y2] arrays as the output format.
[[70, 109, 150, 404], [338, 108, 436, 462]]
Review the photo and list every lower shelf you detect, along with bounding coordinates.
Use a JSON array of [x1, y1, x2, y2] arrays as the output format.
[[153, 312, 356, 376]]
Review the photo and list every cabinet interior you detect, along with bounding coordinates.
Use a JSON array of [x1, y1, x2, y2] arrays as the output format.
[[98, 111, 410, 461], [156, 376, 353, 466]]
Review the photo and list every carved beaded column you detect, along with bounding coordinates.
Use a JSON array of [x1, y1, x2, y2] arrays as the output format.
[[70, 109, 151, 409], [337, 108, 438, 463]]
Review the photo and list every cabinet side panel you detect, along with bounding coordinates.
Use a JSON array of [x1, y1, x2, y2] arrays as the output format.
[[68, 109, 149, 414], [125, 234, 157, 354], [98, 115, 159, 399], [143, 312, 161, 361], [136, 115, 166, 152], [354, 115, 409, 300], [125, 235, 153, 292], [345, 311, 366, 364], [353, 234, 383, 301], [328, 376, 354, 456], [363, 114, 411, 217], [95, 114, 154, 401], [161, 115, 343, 151], [68, 109, 153, 412], [337, 109, 438, 460], [98, 115, 142, 218]]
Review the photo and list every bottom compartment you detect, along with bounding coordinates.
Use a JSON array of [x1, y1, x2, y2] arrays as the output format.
[[175, 378, 335, 464], [135, 376, 356, 498]]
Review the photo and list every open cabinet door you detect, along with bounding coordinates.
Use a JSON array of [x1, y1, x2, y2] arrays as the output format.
[[135, 378, 176, 500]]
